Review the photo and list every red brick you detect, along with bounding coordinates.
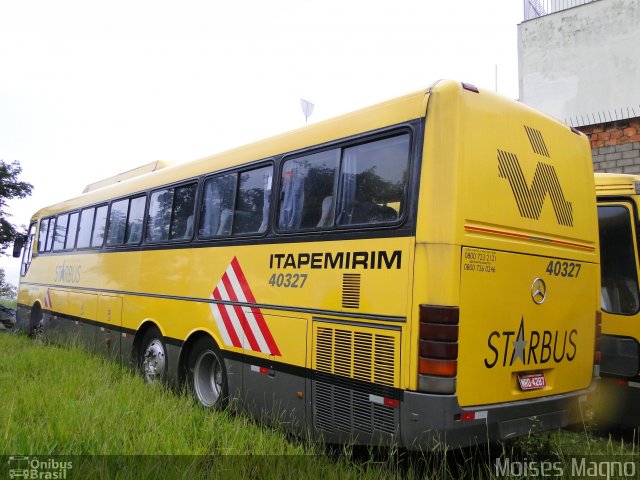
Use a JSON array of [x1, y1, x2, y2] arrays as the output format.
[[631, 134, 640, 142], [591, 125, 605, 133], [593, 140, 605, 148], [623, 127, 637, 136], [611, 130, 623, 139], [606, 138, 619, 145], [598, 132, 611, 140], [629, 119, 640, 128]]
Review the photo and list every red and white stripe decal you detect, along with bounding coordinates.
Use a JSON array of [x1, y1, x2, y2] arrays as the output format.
[[210, 257, 281, 356], [44, 289, 52, 308]]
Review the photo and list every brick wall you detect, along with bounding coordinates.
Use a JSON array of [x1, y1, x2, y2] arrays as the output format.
[[578, 118, 640, 173]]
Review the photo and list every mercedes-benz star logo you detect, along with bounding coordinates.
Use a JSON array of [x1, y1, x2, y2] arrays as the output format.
[[530, 277, 547, 305]]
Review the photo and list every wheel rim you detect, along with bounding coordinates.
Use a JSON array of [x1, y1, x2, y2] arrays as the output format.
[[193, 349, 223, 407], [142, 339, 166, 382]]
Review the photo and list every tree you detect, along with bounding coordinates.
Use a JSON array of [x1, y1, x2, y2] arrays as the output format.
[[0, 268, 16, 298], [0, 160, 33, 251]]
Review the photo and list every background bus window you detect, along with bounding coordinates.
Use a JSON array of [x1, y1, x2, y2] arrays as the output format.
[[598, 204, 640, 315], [278, 149, 339, 231], [76, 208, 95, 248], [233, 166, 272, 235], [336, 134, 410, 226], [52, 214, 69, 251], [91, 205, 108, 248]]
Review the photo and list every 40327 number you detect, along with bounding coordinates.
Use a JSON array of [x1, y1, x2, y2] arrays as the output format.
[[268, 273, 308, 288], [545, 260, 581, 278]]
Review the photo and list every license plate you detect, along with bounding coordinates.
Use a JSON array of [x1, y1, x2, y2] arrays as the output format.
[[517, 372, 546, 391]]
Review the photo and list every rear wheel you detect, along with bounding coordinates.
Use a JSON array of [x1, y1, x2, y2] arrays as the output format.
[[30, 304, 44, 340], [139, 327, 167, 383], [187, 337, 228, 409]]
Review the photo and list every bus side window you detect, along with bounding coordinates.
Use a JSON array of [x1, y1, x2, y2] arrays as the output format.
[[77, 207, 95, 249], [146, 183, 196, 242], [45, 218, 55, 251], [38, 218, 50, 253], [65, 212, 79, 250], [233, 166, 272, 235], [91, 205, 108, 248], [125, 196, 146, 244], [199, 174, 237, 238], [107, 199, 128, 246], [52, 214, 69, 251], [147, 189, 173, 242], [169, 183, 197, 240], [336, 134, 410, 226], [278, 149, 339, 231]]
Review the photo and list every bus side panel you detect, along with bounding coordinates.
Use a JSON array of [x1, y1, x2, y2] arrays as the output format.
[[240, 311, 307, 433]]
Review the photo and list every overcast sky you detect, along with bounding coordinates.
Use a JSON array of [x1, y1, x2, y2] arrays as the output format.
[[0, 0, 523, 285]]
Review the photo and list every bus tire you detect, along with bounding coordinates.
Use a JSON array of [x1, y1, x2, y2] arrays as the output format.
[[139, 326, 167, 383], [187, 337, 228, 409], [30, 303, 44, 339]]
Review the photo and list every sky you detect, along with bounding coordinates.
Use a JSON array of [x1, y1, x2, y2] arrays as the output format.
[[0, 0, 523, 286]]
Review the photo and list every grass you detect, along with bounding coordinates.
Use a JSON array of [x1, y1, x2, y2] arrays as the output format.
[[0, 332, 637, 479]]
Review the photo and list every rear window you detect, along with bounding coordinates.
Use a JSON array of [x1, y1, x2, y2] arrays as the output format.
[[598, 204, 640, 315]]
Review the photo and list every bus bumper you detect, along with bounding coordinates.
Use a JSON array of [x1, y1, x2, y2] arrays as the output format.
[[400, 382, 597, 450]]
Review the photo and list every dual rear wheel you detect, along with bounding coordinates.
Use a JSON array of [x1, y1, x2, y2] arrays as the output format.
[[138, 329, 227, 409]]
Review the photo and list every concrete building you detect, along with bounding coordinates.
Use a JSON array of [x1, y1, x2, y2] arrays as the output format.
[[518, 0, 640, 173]]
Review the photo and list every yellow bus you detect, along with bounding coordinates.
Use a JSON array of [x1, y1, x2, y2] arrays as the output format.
[[14, 80, 600, 449], [594, 172, 640, 427]]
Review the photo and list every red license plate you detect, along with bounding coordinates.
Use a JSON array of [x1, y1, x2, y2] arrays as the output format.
[[517, 372, 546, 391]]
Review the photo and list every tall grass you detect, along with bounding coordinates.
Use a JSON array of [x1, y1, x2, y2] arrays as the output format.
[[0, 332, 637, 479]]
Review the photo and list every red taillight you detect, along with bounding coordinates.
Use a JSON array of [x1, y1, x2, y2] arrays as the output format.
[[419, 323, 459, 341], [419, 340, 458, 359], [418, 305, 459, 393], [420, 305, 459, 324], [594, 311, 602, 366]]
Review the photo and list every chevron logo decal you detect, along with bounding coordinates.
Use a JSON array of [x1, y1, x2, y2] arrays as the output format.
[[498, 127, 573, 227], [209, 257, 281, 356]]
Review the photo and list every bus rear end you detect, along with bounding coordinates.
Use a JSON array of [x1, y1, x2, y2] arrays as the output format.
[[404, 81, 599, 448], [594, 173, 640, 427]]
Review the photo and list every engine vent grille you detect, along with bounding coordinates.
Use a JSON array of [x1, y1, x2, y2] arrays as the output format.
[[313, 321, 400, 437], [313, 322, 399, 388], [314, 372, 397, 436]]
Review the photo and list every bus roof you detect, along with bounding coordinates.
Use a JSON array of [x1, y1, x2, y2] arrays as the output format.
[[594, 172, 640, 196]]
